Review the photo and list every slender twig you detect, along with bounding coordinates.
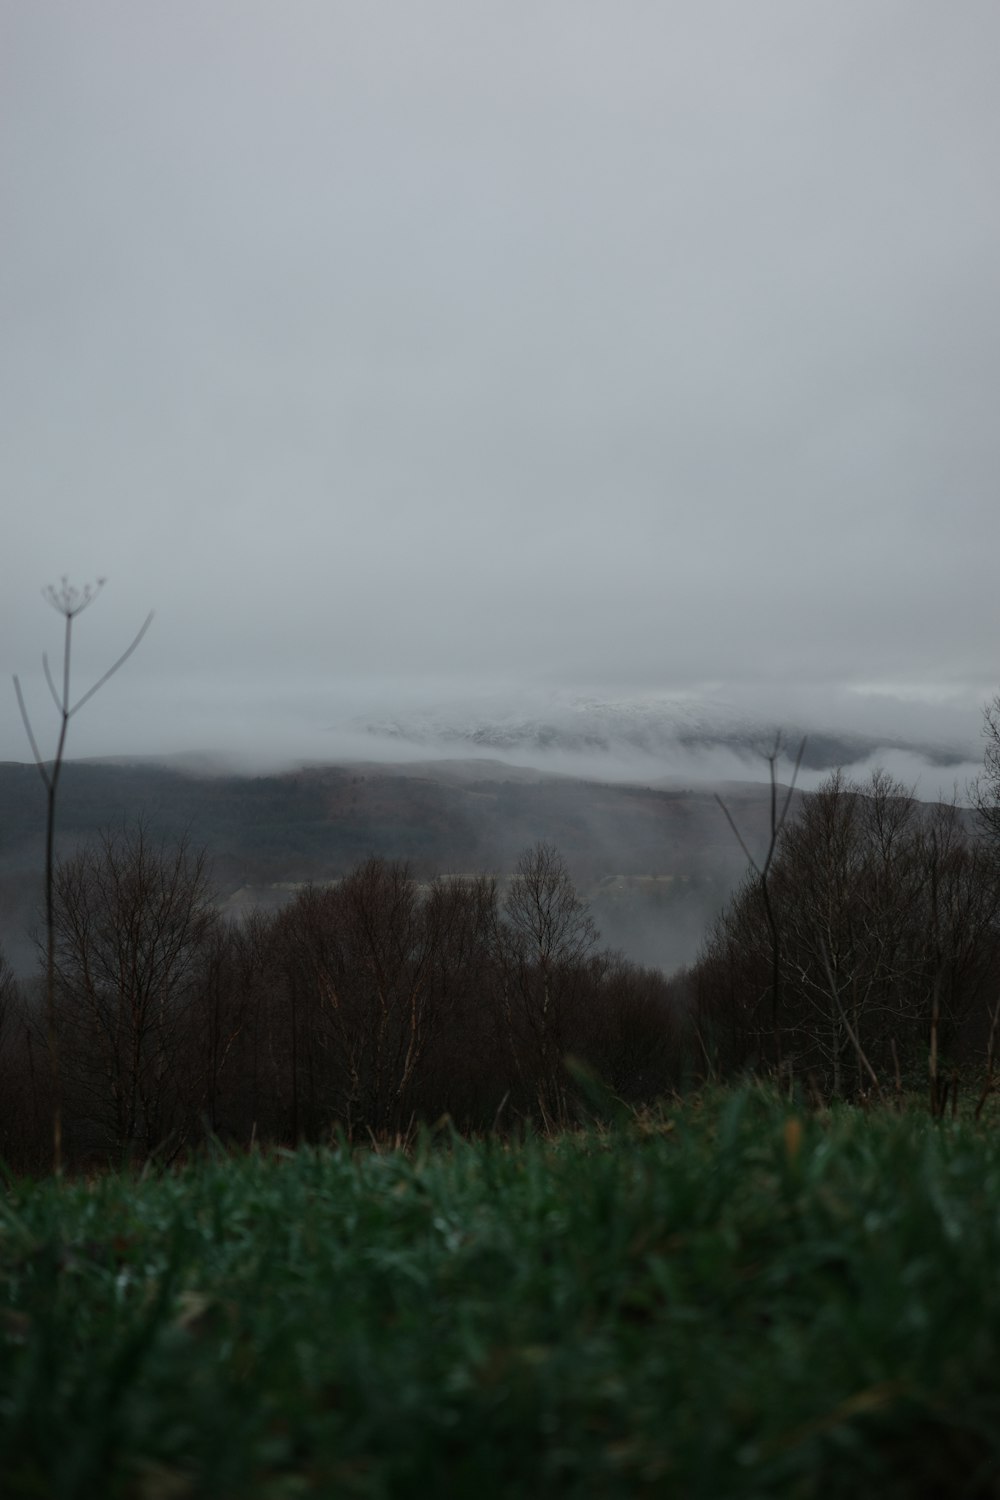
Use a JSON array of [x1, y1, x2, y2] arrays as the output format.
[[491, 1090, 510, 1134], [818, 935, 884, 1104], [714, 799, 758, 870], [42, 655, 62, 716], [69, 613, 153, 718], [12, 677, 49, 783]]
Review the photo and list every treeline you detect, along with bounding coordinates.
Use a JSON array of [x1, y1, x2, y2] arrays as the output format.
[[3, 763, 1000, 1173], [0, 832, 682, 1172], [686, 769, 1000, 1104]]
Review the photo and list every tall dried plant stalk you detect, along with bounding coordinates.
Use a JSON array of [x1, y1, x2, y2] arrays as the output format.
[[13, 579, 152, 1174]]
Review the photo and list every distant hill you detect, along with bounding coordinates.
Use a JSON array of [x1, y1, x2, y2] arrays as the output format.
[[1, 727, 979, 977], [0, 756, 801, 977]]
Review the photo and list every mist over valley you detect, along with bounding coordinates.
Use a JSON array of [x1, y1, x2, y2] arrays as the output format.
[[0, 685, 982, 982]]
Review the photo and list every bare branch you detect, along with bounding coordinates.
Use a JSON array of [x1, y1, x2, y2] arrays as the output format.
[[69, 611, 154, 718], [42, 652, 62, 714], [818, 935, 884, 1103], [766, 736, 807, 878], [12, 675, 51, 789], [715, 735, 807, 880], [714, 795, 760, 874]]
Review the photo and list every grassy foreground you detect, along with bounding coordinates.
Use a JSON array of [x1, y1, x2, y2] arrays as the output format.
[[1, 1091, 999, 1498]]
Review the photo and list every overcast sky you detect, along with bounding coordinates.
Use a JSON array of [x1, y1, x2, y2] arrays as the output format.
[[2, 2, 999, 769]]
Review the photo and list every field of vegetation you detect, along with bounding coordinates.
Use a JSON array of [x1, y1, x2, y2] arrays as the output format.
[[5, 607, 1000, 1492], [3, 1088, 999, 1498]]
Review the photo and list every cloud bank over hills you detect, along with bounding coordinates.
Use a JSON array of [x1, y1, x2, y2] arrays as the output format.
[[55, 681, 980, 800], [335, 685, 982, 800], [3, 5, 999, 780]]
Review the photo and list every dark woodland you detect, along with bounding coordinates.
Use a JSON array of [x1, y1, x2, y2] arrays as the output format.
[[2, 701, 1000, 1173]]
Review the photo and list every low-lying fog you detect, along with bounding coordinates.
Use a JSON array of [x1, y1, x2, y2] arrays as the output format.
[[9, 675, 984, 806], [0, 674, 990, 980]]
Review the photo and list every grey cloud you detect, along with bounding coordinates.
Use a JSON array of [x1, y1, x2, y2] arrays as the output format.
[[2, 2, 999, 768]]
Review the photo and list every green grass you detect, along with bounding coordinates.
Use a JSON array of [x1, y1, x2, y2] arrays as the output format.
[[2, 1090, 999, 1497]]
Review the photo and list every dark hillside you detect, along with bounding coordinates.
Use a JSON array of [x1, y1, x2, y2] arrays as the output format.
[[0, 758, 795, 975]]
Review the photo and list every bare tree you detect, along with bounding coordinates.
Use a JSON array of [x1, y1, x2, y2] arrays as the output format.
[[714, 734, 805, 1071], [269, 859, 447, 1139], [51, 822, 215, 1161], [189, 915, 262, 1141], [973, 694, 1000, 843], [13, 579, 152, 1172], [696, 768, 1000, 1099], [499, 842, 597, 1123]]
